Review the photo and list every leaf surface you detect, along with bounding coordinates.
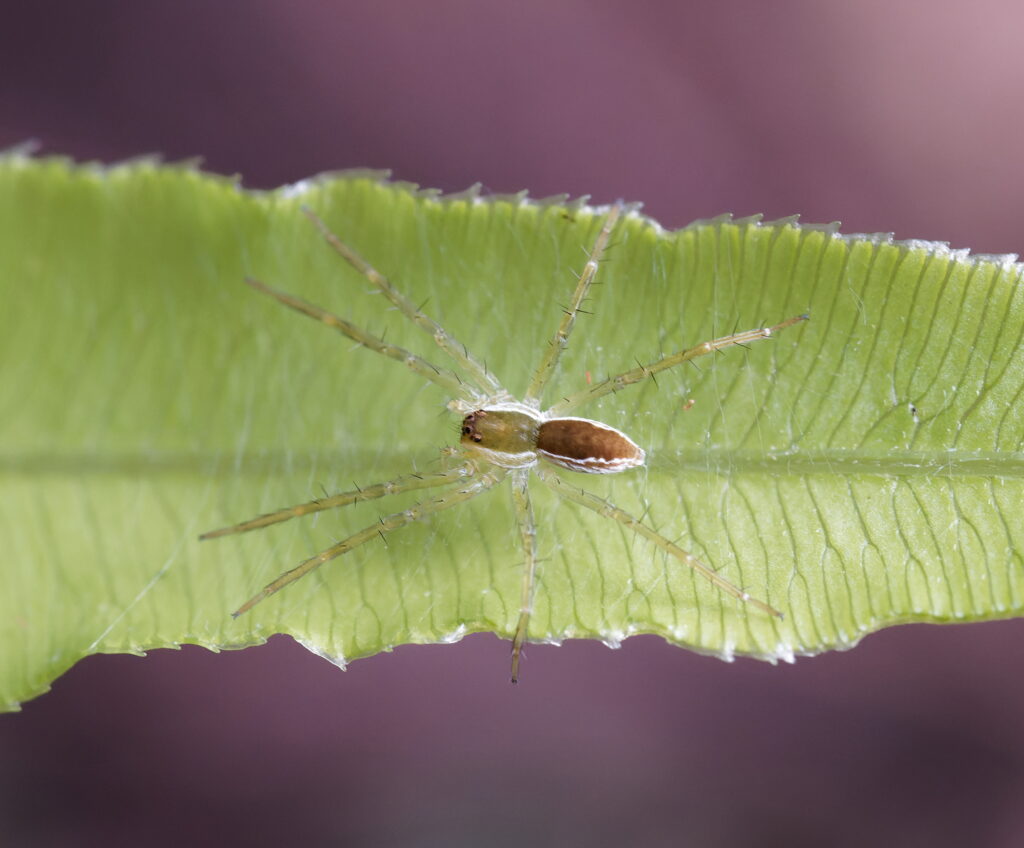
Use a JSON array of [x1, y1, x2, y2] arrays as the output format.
[[3, 155, 1023, 709]]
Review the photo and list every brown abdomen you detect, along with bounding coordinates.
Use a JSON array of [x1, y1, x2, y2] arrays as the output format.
[[537, 417, 645, 474]]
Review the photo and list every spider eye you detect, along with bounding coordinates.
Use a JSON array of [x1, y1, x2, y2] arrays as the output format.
[[472, 434, 483, 443], [462, 425, 471, 435]]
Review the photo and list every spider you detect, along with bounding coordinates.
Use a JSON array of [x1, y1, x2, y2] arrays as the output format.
[[201, 201, 808, 682]]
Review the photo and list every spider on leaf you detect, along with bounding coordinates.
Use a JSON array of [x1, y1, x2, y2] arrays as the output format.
[[201, 201, 808, 682]]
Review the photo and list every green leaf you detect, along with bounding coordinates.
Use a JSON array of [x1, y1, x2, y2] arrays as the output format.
[[3, 154, 1023, 710]]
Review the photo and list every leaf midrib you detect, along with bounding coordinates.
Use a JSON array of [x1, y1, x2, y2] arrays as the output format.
[[5, 449, 1022, 478], [658, 451, 1024, 477]]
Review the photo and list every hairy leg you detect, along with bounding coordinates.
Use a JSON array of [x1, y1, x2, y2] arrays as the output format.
[[200, 462, 476, 540], [302, 206, 507, 399], [524, 203, 625, 407], [548, 314, 808, 417], [509, 469, 538, 683], [244, 276, 472, 398], [232, 467, 507, 617], [534, 464, 781, 618]]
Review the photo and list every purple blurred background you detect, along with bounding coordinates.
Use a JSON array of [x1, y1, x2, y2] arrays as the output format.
[[5, 2, 1024, 845]]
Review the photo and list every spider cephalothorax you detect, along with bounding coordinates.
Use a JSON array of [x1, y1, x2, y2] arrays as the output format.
[[202, 201, 807, 681]]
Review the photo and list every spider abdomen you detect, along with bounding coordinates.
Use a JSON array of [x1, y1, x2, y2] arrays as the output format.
[[537, 416, 645, 474]]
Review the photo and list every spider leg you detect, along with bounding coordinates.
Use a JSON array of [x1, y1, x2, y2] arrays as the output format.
[[509, 469, 537, 683], [244, 277, 474, 399], [302, 206, 508, 399], [534, 464, 782, 619], [232, 467, 507, 617], [524, 202, 624, 406], [199, 462, 476, 540], [548, 314, 809, 416]]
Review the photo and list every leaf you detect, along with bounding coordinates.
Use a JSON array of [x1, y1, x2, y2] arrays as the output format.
[[3, 154, 1023, 710]]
